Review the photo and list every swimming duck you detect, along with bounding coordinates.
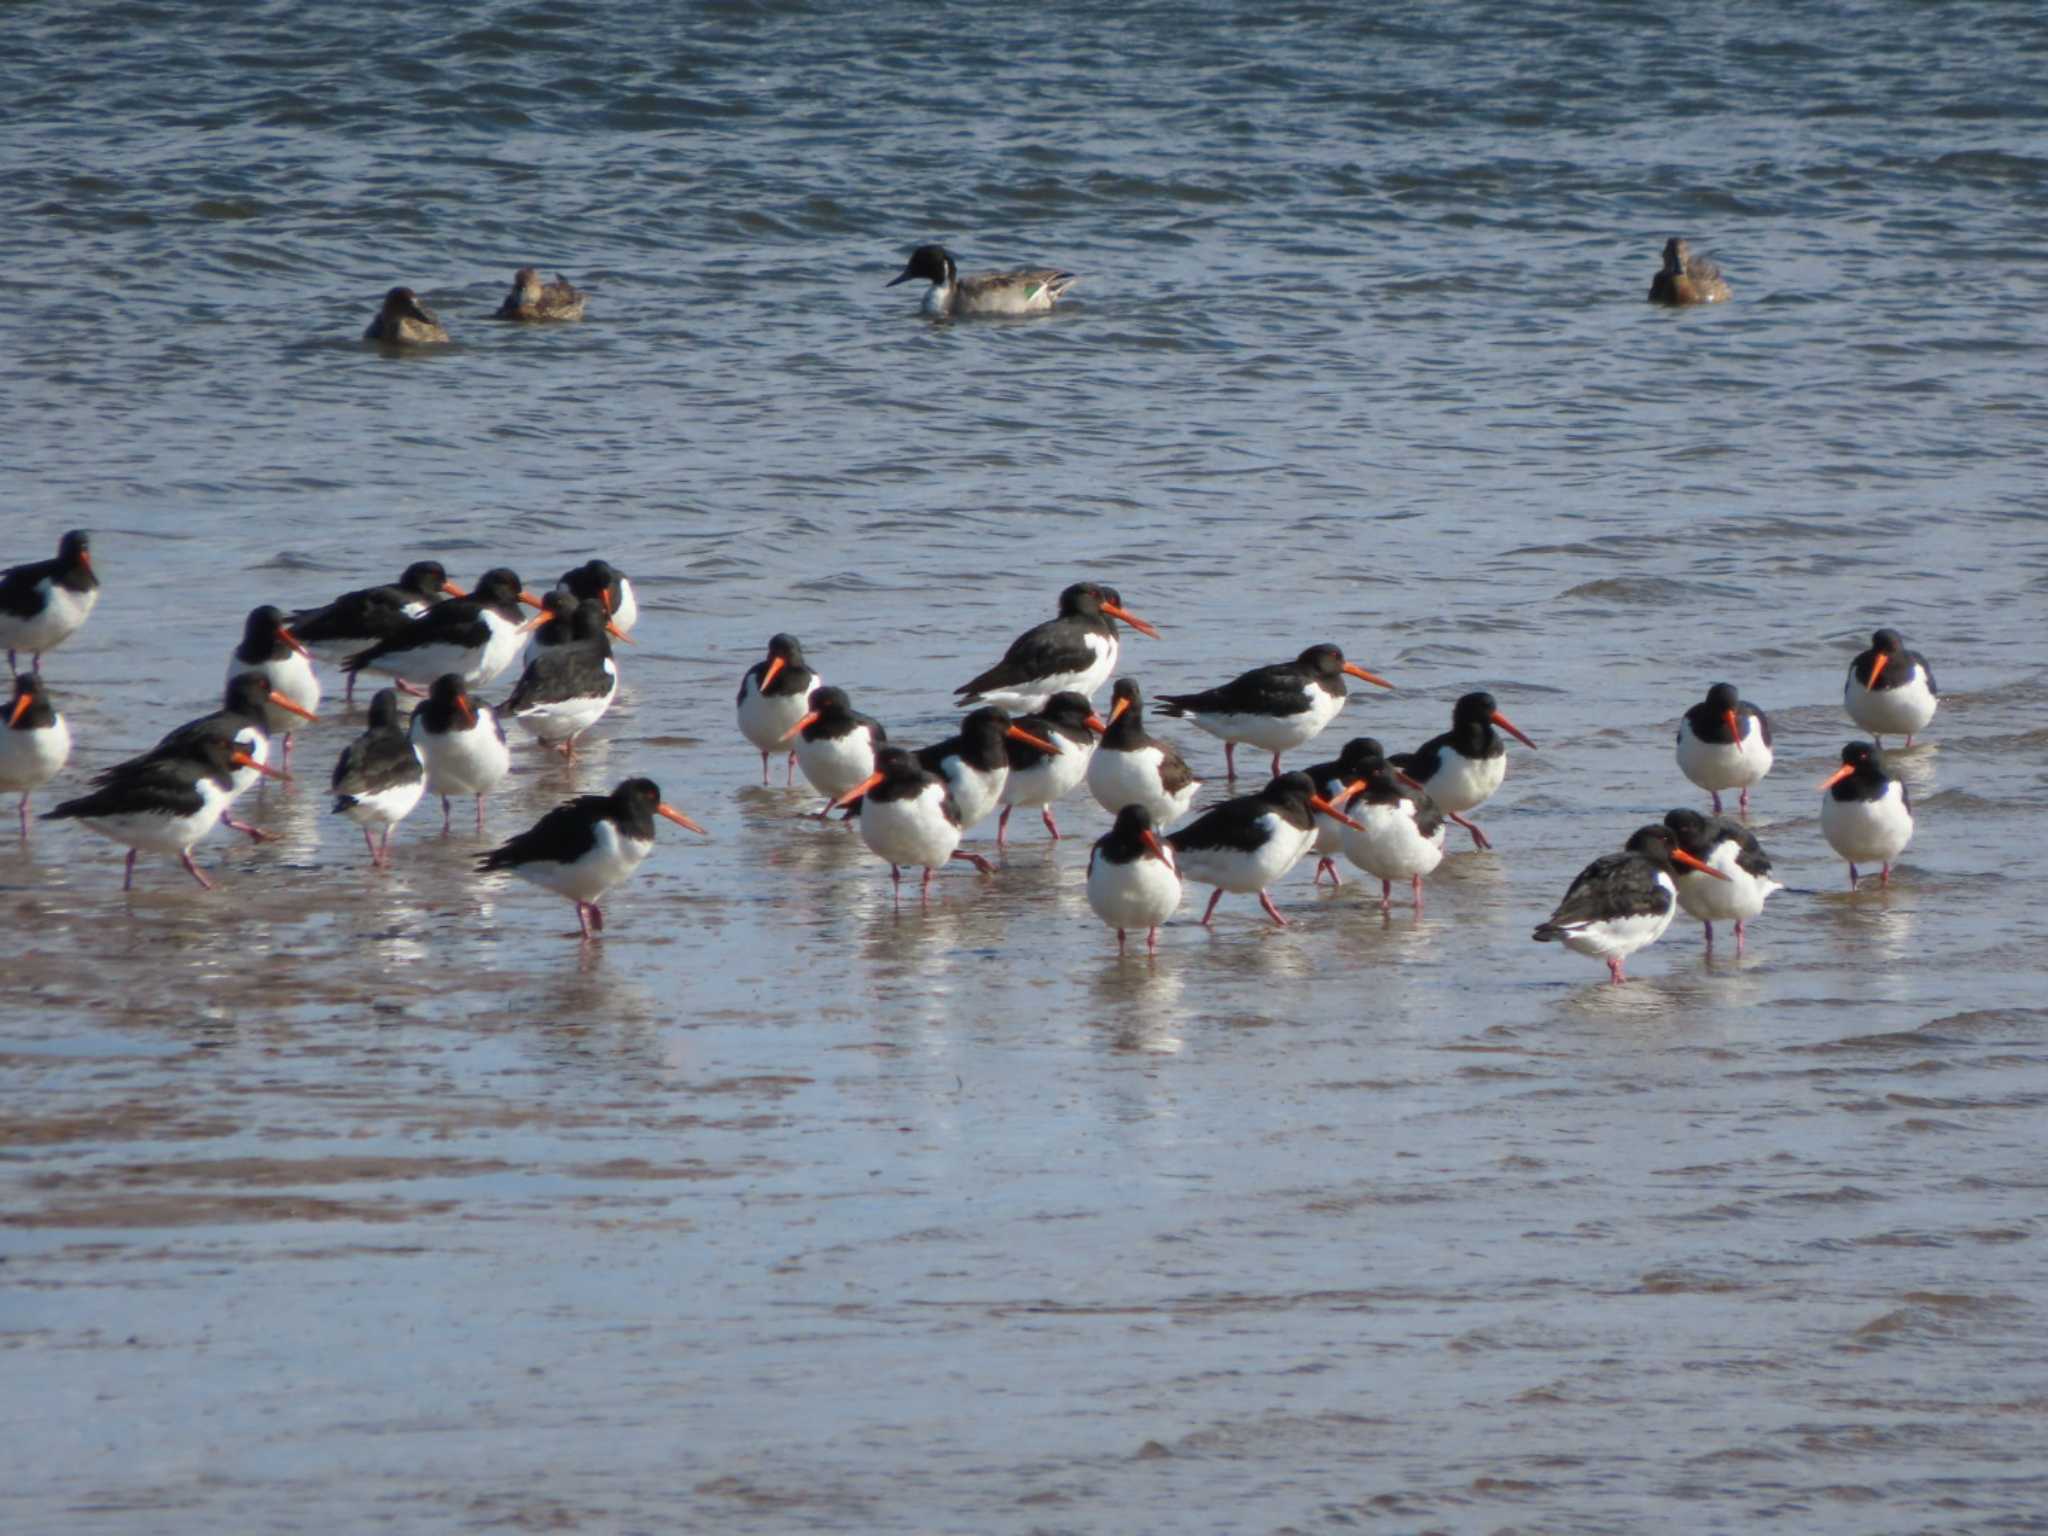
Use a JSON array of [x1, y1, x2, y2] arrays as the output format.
[[887, 244, 1076, 318], [1648, 238, 1731, 306], [365, 287, 450, 345], [494, 267, 587, 322]]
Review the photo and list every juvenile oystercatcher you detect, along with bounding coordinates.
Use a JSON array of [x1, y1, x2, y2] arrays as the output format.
[[954, 582, 1158, 714], [1339, 760, 1448, 912], [97, 672, 316, 844], [1662, 808, 1783, 952], [501, 600, 619, 759], [1166, 771, 1362, 928], [1087, 804, 1183, 953], [997, 692, 1104, 846], [830, 746, 995, 900], [478, 777, 707, 939], [558, 558, 638, 635], [290, 560, 464, 702], [782, 686, 889, 806], [1844, 628, 1938, 749], [1, 529, 98, 674], [1532, 823, 1726, 984], [1391, 691, 1537, 850], [344, 568, 544, 693], [409, 673, 511, 833], [1086, 677, 1202, 825], [1675, 682, 1774, 815], [1, 673, 71, 835], [226, 606, 321, 771], [331, 689, 427, 867], [1819, 740, 1914, 888], [1157, 644, 1392, 782], [736, 633, 822, 785], [45, 732, 284, 890]]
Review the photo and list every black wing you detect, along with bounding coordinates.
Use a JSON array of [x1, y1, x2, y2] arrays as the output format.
[[507, 649, 612, 713], [1166, 797, 1271, 856], [333, 731, 422, 799], [291, 584, 414, 646], [345, 602, 490, 672], [477, 796, 607, 872], [0, 556, 58, 619], [1534, 852, 1667, 935], [956, 618, 1095, 699], [49, 758, 208, 821], [1157, 662, 1313, 720]]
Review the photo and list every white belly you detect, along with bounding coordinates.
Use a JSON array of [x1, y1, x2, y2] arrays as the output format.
[[337, 774, 426, 831], [1087, 850, 1183, 932], [412, 710, 511, 797], [223, 724, 270, 801], [1182, 688, 1343, 754], [1339, 800, 1446, 882], [942, 762, 1006, 828], [1844, 668, 1937, 738], [510, 821, 652, 904], [609, 579, 639, 635], [796, 730, 878, 799], [1174, 814, 1314, 893], [2, 582, 97, 654], [1672, 842, 1781, 923], [860, 786, 961, 870], [1001, 738, 1094, 809], [1086, 743, 1199, 824], [79, 782, 231, 855], [1821, 784, 1914, 865], [1420, 749, 1506, 814], [513, 666, 618, 745], [227, 650, 322, 733], [971, 632, 1115, 713], [1675, 718, 1772, 792], [737, 673, 821, 753], [0, 715, 71, 793], [1558, 901, 1677, 962]]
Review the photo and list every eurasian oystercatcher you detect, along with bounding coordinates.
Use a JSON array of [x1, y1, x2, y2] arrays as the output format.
[[290, 560, 464, 702], [0, 530, 98, 674], [409, 673, 511, 833], [331, 689, 427, 867], [1087, 804, 1183, 954], [1086, 677, 1202, 825], [1820, 741, 1914, 888], [2, 673, 70, 835], [1339, 760, 1448, 912], [782, 686, 889, 806], [1532, 824, 1726, 984], [954, 581, 1158, 714], [226, 606, 321, 771], [1157, 644, 1392, 781], [45, 732, 284, 890], [478, 777, 707, 939], [502, 600, 619, 759], [1166, 771, 1362, 928], [829, 746, 995, 900], [558, 558, 638, 635], [1675, 682, 1773, 815], [1844, 628, 1938, 749], [1390, 691, 1536, 850], [997, 691, 1104, 846], [1661, 808, 1783, 952], [1300, 736, 1391, 887], [344, 568, 544, 693], [97, 672, 316, 845], [737, 633, 822, 785]]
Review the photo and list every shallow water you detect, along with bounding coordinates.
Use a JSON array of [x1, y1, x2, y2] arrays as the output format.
[[6, 1, 2048, 1530]]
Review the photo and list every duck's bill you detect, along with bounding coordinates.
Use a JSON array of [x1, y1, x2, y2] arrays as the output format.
[[885, 268, 916, 287]]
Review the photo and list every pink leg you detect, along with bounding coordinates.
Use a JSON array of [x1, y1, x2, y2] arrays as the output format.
[[180, 850, 215, 891], [281, 733, 294, 775], [759, 751, 771, 786], [1115, 927, 1127, 954], [1848, 863, 1860, 889], [1199, 888, 1224, 926], [1710, 790, 1723, 814], [1880, 862, 1892, 887], [950, 849, 996, 875], [1041, 806, 1061, 841], [576, 901, 597, 939], [1314, 856, 1340, 887], [1270, 751, 1284, 777], [17, 793, 29, 838], [785, 751, 797, 785], [441, 796, 454, 835], [1256, 890, 1290, 928], [395, 678, 429, 698], [589, 903, 604, 932], [1224, 741, 1237, 781], [223, 815, 270, 845], [1904, 735, 1914, 749], [379, 827, 396, 866], [1734, 919, 1747, 955], [1703, 921, 1715, 951], [1146, 926, 1159, 954], [123, 848, 138, 891], [1606, 956, 1626, 985], [1379, 878, 1393, 912], [997, 806, 1012, 848], [475, 796, 487, 834], [362, 827, 380, 863], [920, 866, 935, 904], [1448, 811, 1492, 851], [1738, 785, 1751, 815], [1411, 873, 1424, 911]]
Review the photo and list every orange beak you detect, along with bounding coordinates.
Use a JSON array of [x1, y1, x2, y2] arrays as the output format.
[[518, 590, 547, 610], [1492, 710, 1537, 749], [657, 803, 709, 835], [453, 694, 475, 727], [266, 689, 319, 723], [828, 770, 884, 811], [1724, 708, 1741, 743], [1140, 829, 1169, 863], [1672, 847, 1729, 880], [1819, 764, 1855, 791], [7, 692, 30, 728], [599, 590, 615, 615], [1308, 793, 1363, 831], [230, 748, 289, 782], [1101, 600, 1160, 640], [79, 551, 94, 573], [1342, 661, 1394, 690], [518, 610, 552, 635], [1866, 652, 1889, 688], [439, 580, 468, 599], [779, 709, 820, 744], [1338, 777, 1368, 807], [1395, 768, 1428, 794], [278, 625, 312, 659], [1006, 725, 1061, 754], [605, 618, 634, 645], [1106, 695, 1132, 727], [1083, 712, 1109, 735], [761, 655, 786, 691]]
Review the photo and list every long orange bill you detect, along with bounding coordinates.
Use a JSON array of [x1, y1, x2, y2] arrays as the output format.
[[278, 625, 313, 659], [518, 610, 553, 634], [7, 693, 30, 727], [1308, 793, 1363, 832], [1007, 725, 1061, 755], [1672, 847, 1729, 881], [1492, 710, 1538, 749], [1866, 652, 1889, 688], [760, 655, 786, 690], [519, 590, 548, 609], [230, 749, 289, 782], [1341, 661, 1395, 690], [599, 590, 615, 615], [266, 689, 319, 723], [454, 695, 475, 727], [606, 618, 635, 645], [779, 709, 820, 744], [1339, 777, 1368, 807], [440, 580, 468, 599], [1101, 601, 1161, 640], [1083, 712, 1110, 736], [1724, 708, 1741, 742], [1106, 695, 1132, 727], [657, 803, 709, 835], [1818, 764, 1855, 791], [79, 551, 94, 573], [828, 770, 883, 811], [1140, 829, 1169, 863], [1395, 768, 1428, 794]]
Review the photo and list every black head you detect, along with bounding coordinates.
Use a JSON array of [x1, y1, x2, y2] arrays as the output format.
[[474, 568, 527, 606], [959, 705, 1015, 744], [57, 529, 91, 564], [1295, 643, 1346, 676], [221, 671, 276, 718], [1264, 770, 1318, 805], [365, 689, 403, 730], [538, 589, 579, 622], [1356, 764, 1410, 804], [1036, 691, 1098, 731], [1110, 803, 1159, 839], [1110, 676, 1143, 709], [1838, 740, 1882, 772], [1452, 691, 1499, 724], [568, 602, 611, 642], [1702, 681, 1741, 711], [8, 671, 51, 726], [560, 559, 623, 606], [384, 286, 434, 321], [808, 685, 852, 717], [766, 633, 805, 664], [1623, 823, 1683, 866], [1870, 628, 1905, 654], [1055, 581, 1107, 619], [397, 560, 450, 596], [426, 672, 473, 713], [872, 746, 919, 781], [1335, 736, 1387, 776], [1661, 807, 1713, 854], [611, 777, 663, 815], [1661, 238, 1688, 274], [888, 244, 956, 287], [242, 605, 289, 645]]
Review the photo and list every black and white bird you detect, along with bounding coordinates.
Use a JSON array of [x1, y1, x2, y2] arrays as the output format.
[[344, 568, 544, 694], [829, 746, 995, 899], [954, 581, 1159, 715], [782, 686, 889, 807], [558, 558, 638, 636], [1819, 740, 1914, 888], [290, 560, 465, 702], [45, 732, 283, 890], [2, 673, 71, 835], [1300, 736, 1391, 886], [887, 244, 1077, 319], [331, 689, 427, 867], [501, 600, 619, 758], [1339, 760, 1448, 912], [1675, 682, 1774, 815], [1661, 808, 1783, 953], [1087, 804, 1183, 954], [736, 633, 822, 785], [1532, 824, 1726, 985], [95, 672, 316, 845], [1086, 677, 1202, 826], [996, 691, 1103, 846], [478, 777, 707, 940], [226, 606, 321, 771], [1166, 771, 1362, 928], [891, 706, 1060, 833], [1157, 644, 1393, 782], [1844, 628, 1938, 749], [409, 673, 511, 834], [1391, 691, 1537, 850], [1, 529, 98, 674]]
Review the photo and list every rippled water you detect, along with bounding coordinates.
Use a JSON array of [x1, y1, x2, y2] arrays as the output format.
[[7, 2, 2048, 1530]]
